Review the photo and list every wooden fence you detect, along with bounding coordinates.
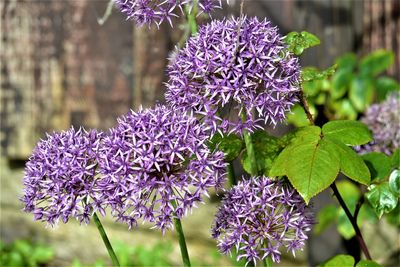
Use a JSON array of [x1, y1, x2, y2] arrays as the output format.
[[1, 0, 399, 159]]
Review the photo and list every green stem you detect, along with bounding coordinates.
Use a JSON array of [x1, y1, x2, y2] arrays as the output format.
[[297, 88, 372, 260], [93, 213, 120, 267], [227, 162, 237, 186], [263, 257, 273, 267], [185, 1, 198, 35], [173, 217, 191, 267], [241, 113, 258, 176]]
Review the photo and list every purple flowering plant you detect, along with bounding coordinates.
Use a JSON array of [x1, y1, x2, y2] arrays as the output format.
[[97, 105, 226, 231], [20, 0, 398, 266]]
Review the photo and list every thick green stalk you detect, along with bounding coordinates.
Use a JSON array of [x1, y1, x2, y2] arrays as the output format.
[[185, 1, 198, 34], [227, 162, 237, 186], [263, 256, 273, 267], [93, 213, 120, 267], [173, 217, 191, 267], [241, 113, 258, 175]]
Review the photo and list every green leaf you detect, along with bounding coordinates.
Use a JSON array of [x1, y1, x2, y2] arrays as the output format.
[[362, 152, 392, 181], [208, 133, 244, 161], [314, 204, 337, 234], [356, 260, 383, 267], [376, 77, 400, 102], [336, 180, 361, 210], [322, 120, 372, 146], [325, 138, 370, 185], [389, 170, 400, 196], [337, 208, 355, 239], [328, 100, 358, 120], [301, 65, 337, 82], [331, 69, 353, 99], [335, 180, 361, 239], [271, 127, 342, 203], [270, 126, 321, 176], [242, 131, 286, 176], [360, 50, 395, 76], [319, 254, 355, 267], [336, 53, 357, 71], [365, 183, 398, 218], [386, 204, 400, 226], [349, 76, 374, 111], [303, 78, 323, 97], [286, 104, 317, 127], [284, 31, 320, 55], [285, 138, 340, 203], [391, 148, 400, 168]]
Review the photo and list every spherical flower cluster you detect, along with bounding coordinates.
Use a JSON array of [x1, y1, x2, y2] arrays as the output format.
[[21, 127, 104, 226], [166, 17, 301, 134], [359, 94, 400, 156], [212, 177, 313, 265], [114, 0, 222, 26], [98, 105, 226, 232]]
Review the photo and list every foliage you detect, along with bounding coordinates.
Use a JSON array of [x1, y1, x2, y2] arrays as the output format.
[[270, 121, 372, 203], [0, 239, 54, 267], [288, 50, 399, 126], [318, 254, 382, 267]]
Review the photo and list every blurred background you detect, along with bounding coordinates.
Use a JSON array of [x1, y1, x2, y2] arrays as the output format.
[[1, 0, 399, 266]]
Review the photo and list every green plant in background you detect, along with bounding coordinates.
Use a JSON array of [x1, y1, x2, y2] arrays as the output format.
[[288, 50, 399, 126], [314, 146, 399, 241], [70, 240, 244, 267], [0, 239, 54, 267]]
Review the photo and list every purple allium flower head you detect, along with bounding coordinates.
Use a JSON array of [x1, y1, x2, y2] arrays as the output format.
[[358, 93, 400, 156], [21, 127, 104, 226], [98, 105, 227, 232], [212, 177, 313, 265], [165, 17, 301, 134], [114, 0, 222, 27]]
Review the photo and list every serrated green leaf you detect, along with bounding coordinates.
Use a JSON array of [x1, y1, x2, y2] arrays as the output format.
[[362, 152, 392, 181], [360, 50, 394, 76], [391, 148, 400, 168], [269, 145, 291, 177], [314, 204, 337, 235], [365, 183, 398, 218], [356, 260, 383, 267], [336, 53, 357, 71], [331, 69, 353, 99], [284, 31, 320, 55], [242, 131, 286, 176], [319, 254, 355, 267], [349, 76, 374, 111], [325, 137, 370, 185], [389, 170, 400, 196], [270, 126, 321, 176], [285, 138, 340, 203], [376, 77, 400, 102], [301, 65, 337, 82], [208, 133, 244, 161], [322, 120, 372, 146]]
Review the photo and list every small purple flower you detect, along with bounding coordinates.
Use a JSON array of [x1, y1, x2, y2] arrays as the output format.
[[358, 93, 400, 156], [166, 17, 301, 134], [21, 127, 104, 226], [98, 105, 226, 232], [212, 177, 313, 265], [114, 0, 222, 27]]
